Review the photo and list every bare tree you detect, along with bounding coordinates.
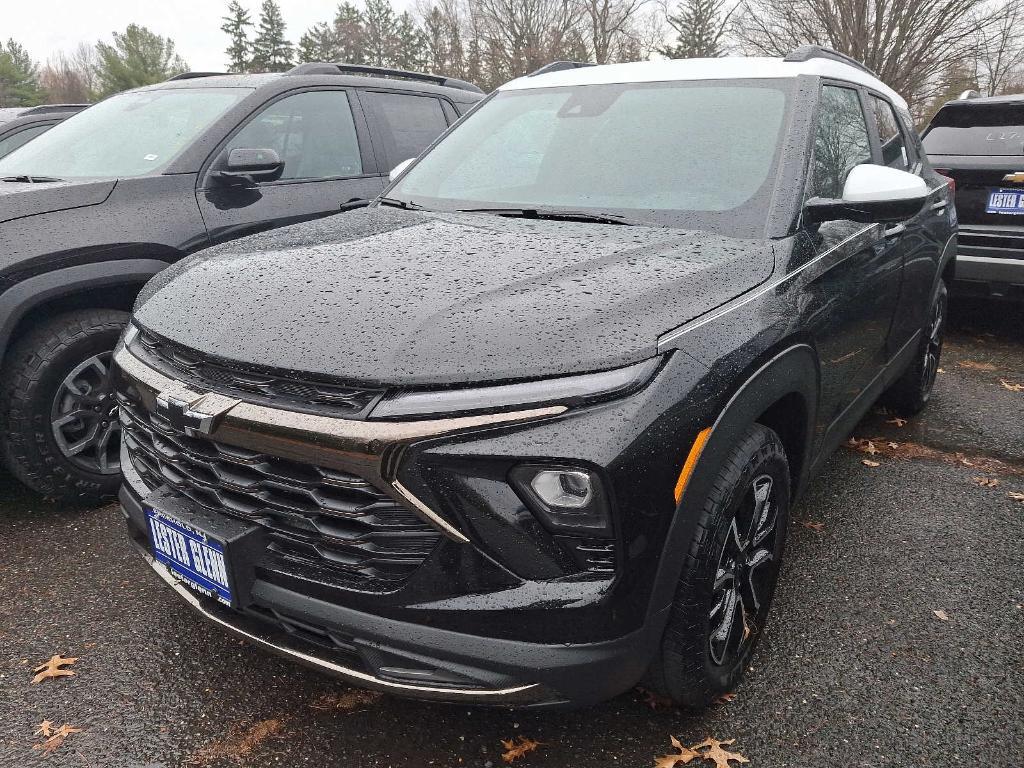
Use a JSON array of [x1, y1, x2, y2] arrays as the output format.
[[574, 0, 650, 63], [972, 2, 1024, 96], [471, 0, 585, 81], [734, 0, 1004, 116]]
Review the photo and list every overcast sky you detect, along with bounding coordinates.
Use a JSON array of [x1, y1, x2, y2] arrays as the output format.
[[8, 0, 415, 72]]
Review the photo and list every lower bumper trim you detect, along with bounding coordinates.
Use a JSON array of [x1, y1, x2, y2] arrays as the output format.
[[141, 552, 542, 704]]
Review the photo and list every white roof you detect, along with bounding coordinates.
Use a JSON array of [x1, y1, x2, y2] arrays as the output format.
[[500, 57, 908, 112]]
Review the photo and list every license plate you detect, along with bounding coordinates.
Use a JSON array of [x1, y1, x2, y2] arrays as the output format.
[[987, 188, 1024, 215], [146, 507, 234, 605]]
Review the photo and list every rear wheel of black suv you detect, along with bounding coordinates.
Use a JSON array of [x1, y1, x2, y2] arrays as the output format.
[[645, 423, 790, 708], [881, 280, 947, 416], [1, 309, 128, 505]]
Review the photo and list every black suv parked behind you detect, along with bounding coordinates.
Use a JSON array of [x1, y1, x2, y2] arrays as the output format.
[[115, 49, 954, 708], [922, 92, 1024, 300], [0, 104, 89, 159], [0, 64, 482, 503]]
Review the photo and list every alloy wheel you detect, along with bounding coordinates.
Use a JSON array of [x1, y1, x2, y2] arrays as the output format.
[[50, 352, 121, 475], [708, 474, 780, 667], [921, 292, 946, 396]]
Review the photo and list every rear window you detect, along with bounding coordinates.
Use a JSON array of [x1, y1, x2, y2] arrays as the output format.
[[923, 104, 1024, 156]]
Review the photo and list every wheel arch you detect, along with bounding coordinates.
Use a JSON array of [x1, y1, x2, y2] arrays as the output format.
[[0, 259, 169, 370]]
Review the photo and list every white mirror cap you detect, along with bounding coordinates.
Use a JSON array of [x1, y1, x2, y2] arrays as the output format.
[[842, 164, 928, 203], [389, 158, 414, 182]]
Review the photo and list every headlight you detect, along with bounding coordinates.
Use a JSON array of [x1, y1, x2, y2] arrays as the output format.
[[369, 357, 662, 420], [509, 465, 611, 534]]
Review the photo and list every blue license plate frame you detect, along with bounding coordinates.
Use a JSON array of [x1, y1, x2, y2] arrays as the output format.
[[986, 188, 1024, 215], [145, 506, 234, 606]]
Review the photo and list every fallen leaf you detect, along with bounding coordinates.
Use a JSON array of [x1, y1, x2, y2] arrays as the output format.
[[501, 736, 541, 763], [936, 367, 945, 373], [34, 720, 54, 737], [862, 459, 881, 467], [188, 719, 286, 766], [32, 724, 82, 755], [887, 442, 900, 449], [1008, 492, 1024, 503], [933, 609, 950, 621], [863, 440, 879, 455], [801, 520, 825, 531], [654, 736, 702, 768], [972, 476, 1000, 488], [886, 417, 907, 427], [309, 689, 382, 711], [637, 687, 675, 711], [714, 693, 737, 705], [958, 360, 997, 371], [31, 655, 77, 684], [1000, 379, 1024, 392], [690, 737, 750, 768]]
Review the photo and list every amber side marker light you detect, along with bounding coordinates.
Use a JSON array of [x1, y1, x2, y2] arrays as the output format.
[[673, 427, 712, 504]]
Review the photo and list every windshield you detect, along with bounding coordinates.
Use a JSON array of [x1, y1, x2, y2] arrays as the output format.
[[923, 104, 1024, 156], [388, 80, 791, 233], [0, 88, 249, 179]]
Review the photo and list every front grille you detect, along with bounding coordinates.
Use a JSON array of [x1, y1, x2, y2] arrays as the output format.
[[118, 391, 441, 592], [129, 327, 384, 417]]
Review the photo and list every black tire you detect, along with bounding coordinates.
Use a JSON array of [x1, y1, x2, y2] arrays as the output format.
[[1, 309, 129, 505], [881, 280, 947, 416], [644, 423, 790, 708]]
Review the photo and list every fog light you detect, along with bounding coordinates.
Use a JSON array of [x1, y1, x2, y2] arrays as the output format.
[[509, 465, 611, 535], [531, 470, 593, 508]]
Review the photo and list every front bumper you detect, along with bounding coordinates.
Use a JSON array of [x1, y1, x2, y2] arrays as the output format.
[[121, 482, 655, 707], [954, 225, 1024, 300]]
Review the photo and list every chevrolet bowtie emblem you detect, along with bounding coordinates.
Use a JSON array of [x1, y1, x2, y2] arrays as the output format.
[[155, 389, 241, 436], [1002, 172, 1024, 183]]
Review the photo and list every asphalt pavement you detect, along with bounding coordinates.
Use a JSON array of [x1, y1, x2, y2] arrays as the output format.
[[1, 299, 1021, 768]]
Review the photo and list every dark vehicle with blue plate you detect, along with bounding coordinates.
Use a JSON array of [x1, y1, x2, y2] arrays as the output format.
[[0, 64, 482, 505], [115, 48, 955, 708], [922, 91, 1024, 300]]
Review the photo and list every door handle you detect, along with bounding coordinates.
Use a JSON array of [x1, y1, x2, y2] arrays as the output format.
[[930, 200, 947, 212], [884, 223, 906, 238]]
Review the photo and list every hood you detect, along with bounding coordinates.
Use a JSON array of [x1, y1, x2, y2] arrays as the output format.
[[0, 179, 116, 224], [135, 207, 776, 386]]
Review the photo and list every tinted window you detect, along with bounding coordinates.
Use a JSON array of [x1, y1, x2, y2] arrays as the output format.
[[0, 123, 51, 159], [0, 89, 248, 179], [809, 85, 872, 199], [923, 104, 1024, 156], [389, 81, 791, 234], [363, 92, 447, 170], [871, 96, 909, 170], [227, 90, 362, 180]]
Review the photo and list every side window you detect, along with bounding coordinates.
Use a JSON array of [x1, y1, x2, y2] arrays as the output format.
[[362, 92, 448, 171], [225, 90, 362, 181], [809, 85, 872, 199], [0, 124, 51, 160], [870, 95, 910, 170]]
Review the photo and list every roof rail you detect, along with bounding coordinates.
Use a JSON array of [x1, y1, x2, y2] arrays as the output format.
[[528, 61, 596, 77], [783, 45, 878, 78], [284, 62, 484, 94], [21, 103, 89, 115], [958, 89, 981, 100], [167, 71, 230, 81]]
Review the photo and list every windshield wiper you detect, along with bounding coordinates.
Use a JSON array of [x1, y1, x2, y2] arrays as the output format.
[[377, 196, 425, 210], [455, 207, 642, 226], [2, 175, 63, 183]]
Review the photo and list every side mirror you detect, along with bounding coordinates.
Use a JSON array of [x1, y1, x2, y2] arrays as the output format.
[[389, 158, 414, 182], [805, 164, 929, 225], [212, 147, 284, 187]]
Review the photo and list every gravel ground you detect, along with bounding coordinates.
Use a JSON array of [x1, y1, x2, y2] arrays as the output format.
[[1, 299, 1021, 768]]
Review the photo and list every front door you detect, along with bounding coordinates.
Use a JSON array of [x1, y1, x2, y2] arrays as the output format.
[[197, 88, 385, 244]]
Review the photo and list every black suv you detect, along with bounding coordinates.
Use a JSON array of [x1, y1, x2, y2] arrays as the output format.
[[114, 49, 954, 708], [922, 92, 1024, 300], [0, 64, 482, 503], [0, 104, 89, 159]]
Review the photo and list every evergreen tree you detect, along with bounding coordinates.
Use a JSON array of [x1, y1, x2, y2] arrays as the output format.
[[393, 12, 427, 70], [298, 22, 339, 62], [363, 0, 399, 66], [333, 2, 368, 64], [221, 1, 253, 73], [251, 0, 293, 72], [94, 25, 188, 97], [660, 0, 733, 59], [0, 39, 46, 107]]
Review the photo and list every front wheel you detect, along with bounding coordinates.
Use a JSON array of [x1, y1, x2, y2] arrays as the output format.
[[881, 280, 947, 416], [1, 309, 129, 505], [644, 423, 790, 708]]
